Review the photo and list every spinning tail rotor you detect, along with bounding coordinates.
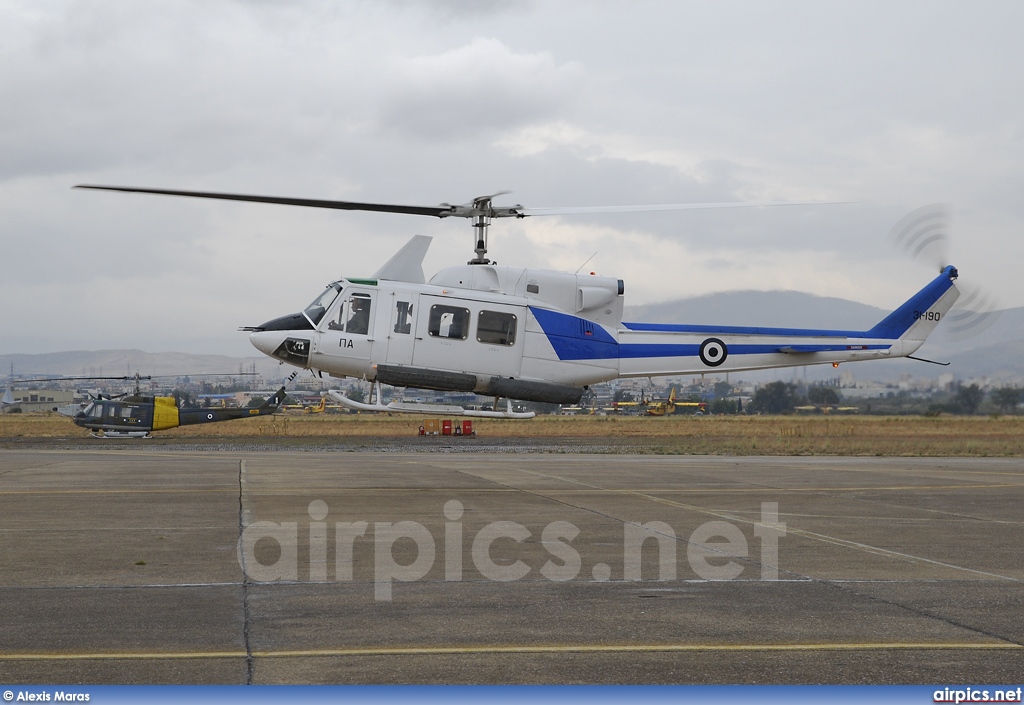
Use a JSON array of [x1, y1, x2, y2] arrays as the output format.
[[889, 204, 1000, 341]]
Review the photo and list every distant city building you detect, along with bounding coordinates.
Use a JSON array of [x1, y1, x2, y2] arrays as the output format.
[[5, 390, 74, 413]]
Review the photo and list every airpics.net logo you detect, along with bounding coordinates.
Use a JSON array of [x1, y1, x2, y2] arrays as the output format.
[[236, 501, 786, 601]]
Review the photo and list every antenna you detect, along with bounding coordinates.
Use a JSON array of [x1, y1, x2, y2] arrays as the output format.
[[575, 252, 598, 274]]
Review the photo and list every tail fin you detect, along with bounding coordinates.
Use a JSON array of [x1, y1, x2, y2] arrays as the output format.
[[2, 388, 13, 406], [261, 386, 287, 410], [865, 265, 960, 341], [668, 387, 676, 403]]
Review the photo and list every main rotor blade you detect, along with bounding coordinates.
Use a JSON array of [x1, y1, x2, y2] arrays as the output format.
[[9, 373, 257, 383], [7, 375, 153, 384], [517, 201, 852, 216], [74, 185, 450, 218], [76, 185, 851, 219]]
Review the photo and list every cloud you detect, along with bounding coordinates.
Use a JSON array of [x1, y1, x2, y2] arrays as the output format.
[[376, 38, 584, 141], [2, 0, 1023, 356]]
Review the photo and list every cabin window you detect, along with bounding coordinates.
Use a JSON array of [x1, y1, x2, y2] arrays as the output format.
[[477, 310, 517, 346], [394, 301, 413, 334], [428, 305, 470, 340]]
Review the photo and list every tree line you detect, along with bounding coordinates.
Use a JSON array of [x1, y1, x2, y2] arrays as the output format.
[[748, 381, 1022, 415]]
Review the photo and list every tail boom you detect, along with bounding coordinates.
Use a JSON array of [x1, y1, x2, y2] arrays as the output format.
[[610, 266, 959, 378], [177, 386, 286, 427]]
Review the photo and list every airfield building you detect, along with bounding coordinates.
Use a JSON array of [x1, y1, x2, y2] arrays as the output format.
[[5, 390, 74, 413]]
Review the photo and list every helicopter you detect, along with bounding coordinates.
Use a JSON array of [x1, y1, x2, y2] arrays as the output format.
[[4, 372, 288, 438], [75, 186, 962, 419], [0, 388, 15, 410]]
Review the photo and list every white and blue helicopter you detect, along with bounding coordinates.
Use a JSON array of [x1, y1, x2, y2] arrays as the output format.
[[76, 186, 960, 418]]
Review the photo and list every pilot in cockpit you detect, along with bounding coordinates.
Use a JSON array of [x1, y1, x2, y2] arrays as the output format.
[[346, 297, 371, 335]]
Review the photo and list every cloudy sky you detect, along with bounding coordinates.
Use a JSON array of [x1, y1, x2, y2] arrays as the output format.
[[2, 0, 1022, 356]]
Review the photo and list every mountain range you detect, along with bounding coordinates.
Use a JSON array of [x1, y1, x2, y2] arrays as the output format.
[[0, 349, 282, 380]]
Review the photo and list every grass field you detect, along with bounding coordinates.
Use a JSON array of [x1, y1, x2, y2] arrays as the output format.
[[3, 411, 1024, 456]]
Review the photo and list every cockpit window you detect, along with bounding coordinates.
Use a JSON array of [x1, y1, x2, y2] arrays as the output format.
[[345, 294, 372, 335], [325, 292, 373, 334], [303, 284, 342, 326]]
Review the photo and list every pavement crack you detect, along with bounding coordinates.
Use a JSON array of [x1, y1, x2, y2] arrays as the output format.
[[237, 458, 254, 685], [820, 579, 1024, 648], [488, 464, 1024, 647]]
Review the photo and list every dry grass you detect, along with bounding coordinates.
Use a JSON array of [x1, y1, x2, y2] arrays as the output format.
[[3, 411, 1024, 456]]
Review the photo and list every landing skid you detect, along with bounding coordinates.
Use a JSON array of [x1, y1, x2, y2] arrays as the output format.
[[89, 431, 152, 439], [326, 383, 535, 419]]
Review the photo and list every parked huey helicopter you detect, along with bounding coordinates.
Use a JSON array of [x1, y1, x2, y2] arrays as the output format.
[[0, 388, 15, 411], [76, 185, 962, 419], [6, 372, 288, 437]]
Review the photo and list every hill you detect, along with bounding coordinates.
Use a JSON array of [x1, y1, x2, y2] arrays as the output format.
[[0, 349, 282, 379]]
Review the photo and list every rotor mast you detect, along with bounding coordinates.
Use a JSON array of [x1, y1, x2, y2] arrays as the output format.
[[470, 195, 495, 265], [438, 192, 521, 265], [471, 211, 489, 264]]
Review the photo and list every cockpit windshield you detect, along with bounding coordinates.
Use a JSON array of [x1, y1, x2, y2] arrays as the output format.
[[303, 283, 342, 326]]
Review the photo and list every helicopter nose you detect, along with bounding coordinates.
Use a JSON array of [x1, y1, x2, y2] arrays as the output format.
[[249, 329, 312, 367], [249, 330, 286, 357]]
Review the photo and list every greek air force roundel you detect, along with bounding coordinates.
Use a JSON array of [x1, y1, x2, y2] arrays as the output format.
[[699, 338, 728, 367]]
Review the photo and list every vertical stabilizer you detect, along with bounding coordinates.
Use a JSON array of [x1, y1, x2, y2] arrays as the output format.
[[866, 265, 960, 341], [374, 235, 433, 283]]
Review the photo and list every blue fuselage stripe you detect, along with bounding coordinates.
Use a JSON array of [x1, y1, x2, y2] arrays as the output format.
[[621, 322, 865, 337], [617, 343, 889, 359], [530, 306, 891, 362]]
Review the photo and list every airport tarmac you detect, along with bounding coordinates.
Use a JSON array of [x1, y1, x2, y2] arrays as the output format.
[[1, 448, 1022, 684]]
